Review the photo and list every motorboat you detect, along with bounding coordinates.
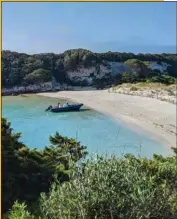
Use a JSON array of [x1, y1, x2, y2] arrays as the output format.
[[45, 103, 84, 113]]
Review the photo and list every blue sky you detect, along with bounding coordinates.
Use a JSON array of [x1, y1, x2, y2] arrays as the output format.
[[2, 2, 176, 54]]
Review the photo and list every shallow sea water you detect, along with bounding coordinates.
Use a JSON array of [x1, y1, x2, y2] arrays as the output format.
[[2, 95, 171, 158]]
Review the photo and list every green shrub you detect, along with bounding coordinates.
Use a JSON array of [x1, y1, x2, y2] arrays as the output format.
[[4, 202, 35, 219], [162, 75, 176, 84], [39, 154, 177, 219], [149, 75, 176, 85], [3, 117, 177, 219], [23, 69, 52, 84], [124, 59, 151, 79], [2, 118, 87, 213], [121, 71, 134, 83], [130, 86, 138, 91]]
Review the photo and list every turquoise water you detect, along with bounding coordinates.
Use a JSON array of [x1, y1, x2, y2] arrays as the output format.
[[2, 95, 171, 158]]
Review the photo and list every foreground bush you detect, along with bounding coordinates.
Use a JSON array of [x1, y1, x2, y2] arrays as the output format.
[[3, 117, 177, 219], [2, 118, 87, 213], [5, 153, 177, 219], [38, 154, 177, 219], [3, 202, 36, 219]]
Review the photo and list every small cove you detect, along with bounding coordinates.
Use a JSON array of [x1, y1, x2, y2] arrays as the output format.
[[2, 95, 171, 158]]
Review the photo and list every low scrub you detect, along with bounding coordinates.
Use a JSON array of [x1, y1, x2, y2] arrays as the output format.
[[39, 154, 177, 219], [130, 86, 138, 91], [148, 75, 177, 85], [6, 152, 177, 219]]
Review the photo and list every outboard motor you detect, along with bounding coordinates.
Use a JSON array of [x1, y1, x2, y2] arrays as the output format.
[[45, 105, 52, 111]]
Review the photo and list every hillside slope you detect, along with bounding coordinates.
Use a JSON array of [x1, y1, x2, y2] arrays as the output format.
[[2, 49, 177, 94]]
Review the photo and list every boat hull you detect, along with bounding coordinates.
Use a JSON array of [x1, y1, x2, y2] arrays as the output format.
[[50, 104, 83, 113]]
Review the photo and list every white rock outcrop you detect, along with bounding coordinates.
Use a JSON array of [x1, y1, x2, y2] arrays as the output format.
[[66, 61, 170, 84]]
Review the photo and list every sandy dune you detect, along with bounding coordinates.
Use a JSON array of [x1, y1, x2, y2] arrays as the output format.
[[38, 90, 176, 150]]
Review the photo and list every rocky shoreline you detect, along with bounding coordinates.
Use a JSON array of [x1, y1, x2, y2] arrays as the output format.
[[2, 83, 98, 96], [108, 84, 177, 105], [2, 82, 66, 96]]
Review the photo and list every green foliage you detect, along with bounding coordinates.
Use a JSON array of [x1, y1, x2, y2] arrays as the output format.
[[3, 117, 177, 219], [53, 59, 67, 83], [149, 74, 177, 85], [4, 202, 36, 219], [130, 86, 138, 91], [2, 118, 25, 212], [2, 50, 177, 87], [48, 131, 88, 166], [124, 59, 152, 80], [23, 69, 52, 84], [121, 59, 153, 84], [121, 71, 138, 83], [64, 54, 78, 71], [121, 63, 176, 85], [92, 73, 114, 89], [39, 154, 177, 219], [2, 118, 87, 213], [69, 79, 89, 87]]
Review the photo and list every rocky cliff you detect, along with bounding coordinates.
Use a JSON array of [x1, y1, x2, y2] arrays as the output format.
[[66, 61, 170, 84]]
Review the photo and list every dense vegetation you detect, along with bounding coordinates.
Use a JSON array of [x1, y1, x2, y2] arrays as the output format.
[[23, 69, 52, 85], [2, 118, 177, 219], [2, 49, 177, 88], [2, 118, 87, 213]]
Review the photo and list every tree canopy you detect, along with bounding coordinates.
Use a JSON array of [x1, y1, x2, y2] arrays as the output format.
[[23, 69, 52, 84], [2, 118, 87, 213]]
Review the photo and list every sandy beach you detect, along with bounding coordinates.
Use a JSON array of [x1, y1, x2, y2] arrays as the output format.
[[38, 90, 176, 150]]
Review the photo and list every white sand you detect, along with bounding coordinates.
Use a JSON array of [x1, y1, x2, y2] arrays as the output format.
[[38, 90, 176, 150]]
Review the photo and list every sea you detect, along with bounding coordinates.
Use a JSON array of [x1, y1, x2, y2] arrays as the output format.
[[2, 95, 171, 158]]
